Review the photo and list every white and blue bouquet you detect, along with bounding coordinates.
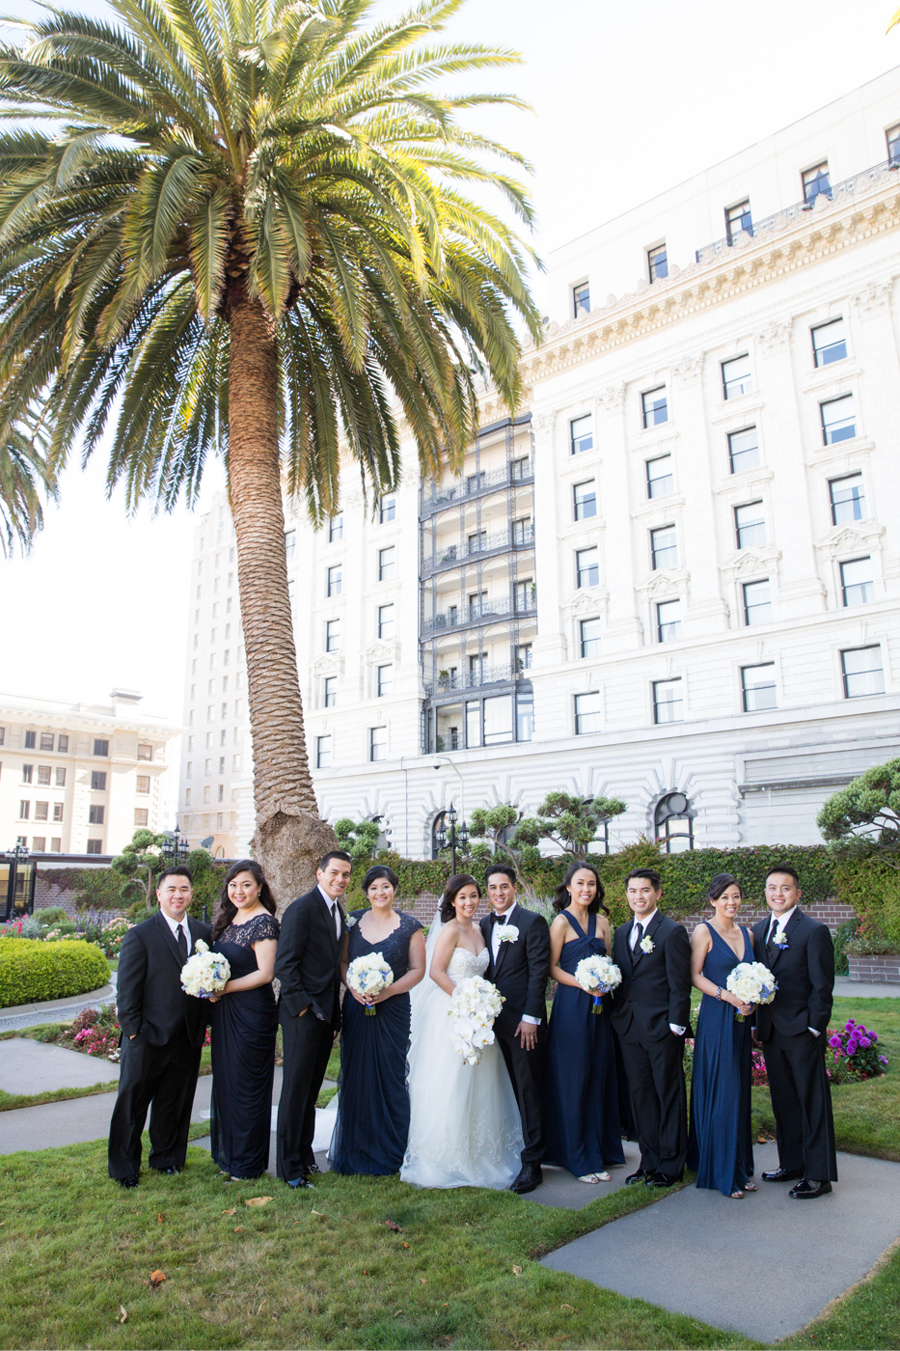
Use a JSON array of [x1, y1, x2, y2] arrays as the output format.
[[448, 975, 505, 1065], [180, 940, 230, 999], [346, 952, 394, 1015], [726, 961, 777, 1022], [574, 954, 622, 1015]]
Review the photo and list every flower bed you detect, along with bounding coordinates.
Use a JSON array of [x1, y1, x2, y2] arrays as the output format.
[[826, 1018, 889, 1082]]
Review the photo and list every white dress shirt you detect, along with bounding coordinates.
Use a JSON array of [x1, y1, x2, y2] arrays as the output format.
[[767, 906, 819, 1036], [317, 884, 343, 939], [631, 910, 685, 1037], [491, 903, 539, 1026], [161, 911, 192, 955]]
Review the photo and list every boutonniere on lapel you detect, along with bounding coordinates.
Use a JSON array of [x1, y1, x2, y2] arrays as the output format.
[[774, 935, 789, 950], [498, 925, 519, 944], [346, 915, 358, 929], [639, 935, 655, 954]]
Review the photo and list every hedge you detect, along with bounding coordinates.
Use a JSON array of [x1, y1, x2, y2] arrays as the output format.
[[0, 939, 110, 1009], [833, 854, 900, 945]]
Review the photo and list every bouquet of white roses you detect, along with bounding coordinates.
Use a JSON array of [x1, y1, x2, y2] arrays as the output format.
[[346, 952, 394, 1015], [448, 975, 505, 1065], [180, 939, 230, 999], [574, 954, 622, 1015], [726, 961, 777, 1022]]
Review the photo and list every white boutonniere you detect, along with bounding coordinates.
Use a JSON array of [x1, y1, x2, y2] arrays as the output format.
[[498, 925, 519, 944], [346, 915, 358, 929], [639, 935, 655, 954]]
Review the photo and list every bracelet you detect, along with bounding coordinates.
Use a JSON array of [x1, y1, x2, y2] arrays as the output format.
[[715, 986, 722, 1001]]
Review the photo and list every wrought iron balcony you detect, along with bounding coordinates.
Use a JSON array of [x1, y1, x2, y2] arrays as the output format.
[[420, 459, 534, 515], [694, 158, 900, 263], [422, 595, 537, 635], [421, 523, 535, 576], [424, 662, 522, 696]]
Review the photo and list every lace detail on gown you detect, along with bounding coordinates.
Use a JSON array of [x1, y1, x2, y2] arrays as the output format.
[[400, 942, 523, 1189], [218, 912, 279, 947]]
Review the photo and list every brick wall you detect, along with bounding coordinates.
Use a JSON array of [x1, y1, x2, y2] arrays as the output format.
[[847, 955, 900, 984]]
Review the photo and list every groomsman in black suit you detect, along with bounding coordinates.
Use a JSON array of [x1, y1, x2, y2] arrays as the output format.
[[275, 850, 351, 1188], [108, 867, 210, 1187], [610, 868, 692, 1187], [480, 864, 551, 1194], [753, 864, 837, 1199]]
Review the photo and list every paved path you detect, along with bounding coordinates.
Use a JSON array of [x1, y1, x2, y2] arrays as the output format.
[[834, 976, 900, 998], [0, 1038, 119, 1093], [0, 981, 117, 1033], [542, 1142, 900, 1343]]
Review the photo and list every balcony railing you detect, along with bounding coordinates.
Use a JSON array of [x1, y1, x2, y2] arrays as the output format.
[[424, 663, 523, 696], [694, 158, 899, 262], [420, 459, 534, 513], [422, 595, 537, 635], [421, 524, 535, 575]]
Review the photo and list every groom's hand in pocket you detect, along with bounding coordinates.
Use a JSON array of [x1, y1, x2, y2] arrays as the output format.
[[516, 1020, 538, 1051]]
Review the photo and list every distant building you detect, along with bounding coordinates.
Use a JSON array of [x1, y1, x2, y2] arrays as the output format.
[[179, 68, 900, 860], [0, 689, 178, 857]]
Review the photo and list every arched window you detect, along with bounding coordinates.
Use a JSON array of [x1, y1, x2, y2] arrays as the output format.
[[431, 811, 448, 860], [654, 791, 694, 853]]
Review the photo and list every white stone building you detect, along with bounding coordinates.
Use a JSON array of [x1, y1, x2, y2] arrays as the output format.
[[178, 69, 900, 861], [0, 689, 178, 857]]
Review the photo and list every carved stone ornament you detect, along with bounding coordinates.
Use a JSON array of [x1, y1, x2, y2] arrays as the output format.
[[817, 523, 884, 557], [671, 353, 704, 383], [530, 411, 556, 439], [756, 321, 792, 353], [365, 639, 399, 662], [636, 568, 688, 598], [566, 588, 609, 615], [312, 654, 343, 677], [720, 547, 782, 577], [597, 383, 626, 412], [853, 280, 893, 316]]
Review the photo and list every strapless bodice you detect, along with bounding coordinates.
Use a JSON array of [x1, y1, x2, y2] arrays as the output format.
[[447, 946, 490, 982]]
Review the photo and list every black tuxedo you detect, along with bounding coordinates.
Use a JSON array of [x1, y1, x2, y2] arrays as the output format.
[[480, 903, 551, 1167], [108, 911, 210, 1180], [275, 886, 345, 1181], [753, 909, 837, 1181], [610, 911, 692, 1178]]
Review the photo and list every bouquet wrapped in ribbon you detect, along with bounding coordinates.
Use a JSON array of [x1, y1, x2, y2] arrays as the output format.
[[574, 954, 622, 1014], [346, 952, 394, 1014], [448, 975, 505, 1065], [726, 961, 777, 1021], [180, 939, 230, 999]]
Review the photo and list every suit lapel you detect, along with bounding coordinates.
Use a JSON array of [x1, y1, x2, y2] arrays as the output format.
[[316, 889, 339, 956], [622, 917, 636, 972], [768, 908, 800, 969], [633, 911, 663, 967], [493, 903, 518, 974], [156, 911, 186, 969]]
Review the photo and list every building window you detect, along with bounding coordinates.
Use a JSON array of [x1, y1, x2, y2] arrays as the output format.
[[134, 808, 149, 827], [468, 590, 486, 620], [38, 766, 51, 786], [722, 354, 752, 400], [829, 473, 865, 525], [325, 619, 340, 652], [89, 804, 105, 825], [203, 786, 211, 803], [93, 738, 109, 757], [217, 784, 224, 802], [91, 771, 107, 791], [39, 732, 54, 751], [377, 664, 393, 697], [137, 744, 152, 762], [841, 646, 885, 698], [512, 517, 532, 545], [284, 529, 296, 559], [370, 726, 387, 761], [511, 455, 530, 481], [378, 603, 395, 639], [329, 514, 343, 542], [802, 161, 831, 205], [728, 426, 760, 474], [574, 691, 602, 735], [0, 728, 4, 745], [327, 564, 342, 597], [468, 652, 487, 684], [21, 765, 32, 783], [820, 394, 856, 445], [35, 802, 48, 822], [573, 281, 590, 317], [646, 454, 674, 498], [655, 791, 693, 853], [573, 480, 597, 520], [579, 618, 601, 659], [653, 679, 683, 724], [316, 736, 332, 769], [137, 775, 150, 794], [812, 318, 847, 366], [55, 767, 66, 787], [57, 735, 68, 753], [735, 501, 765, 549], [514, 579, 535, 613], [650, 525, 678, 570], [642, 387, 668, 428], [378, 546, 396, 580], [516, 642, 533, 670], [50, 838, 61, 853], [19, 800, 30, 819], [379, 494, 396, 523], [726, 199, 752, 242], [647, 243, 668, 283], [742, 663, 777, 711], [32, 837, 46, 852], [570, 414, 593, 455], [576, 547, 599, 588], [742, 578, 772, 626], [24, 731, 36, 749], [219, 756, 225, 773], [468, 529, 486, 555], [53, 803, 63, 822], [840, 557, 873, 607], [86, 839, 103, 855], [656, 599, 682, 643], [323, 676, 336, 708], [516, 689, 534, 742]]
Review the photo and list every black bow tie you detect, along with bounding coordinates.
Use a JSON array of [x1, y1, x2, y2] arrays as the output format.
[[491, 911, 511, 924]]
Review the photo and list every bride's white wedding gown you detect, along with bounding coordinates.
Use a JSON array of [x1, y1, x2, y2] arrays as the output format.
[[401, 945, 524, 1189]]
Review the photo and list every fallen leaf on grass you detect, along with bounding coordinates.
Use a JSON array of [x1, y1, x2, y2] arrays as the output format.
[[245, 1196, 273, 1207], [512, 1265, 522, 1276], [234, 1226, 243, 1232], [420, 1278, 426, 1285], [257, 1299, 266, 1315], [402, 1242, 410, 1249], [311, 1209, 327, 1218], [149, 1271, 166, 1289], [116, 1306, 127, 1324], [393, 1310, 404, 1318], [560, 1303, 574, 1311], [157, 1213, 164, 1224], [384, 1220, 402, 1231], [222, 1208, 236, 1216]]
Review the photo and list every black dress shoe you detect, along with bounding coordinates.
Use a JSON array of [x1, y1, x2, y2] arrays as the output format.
[[625, 1170, 651, 1185], [789, 1179, 833, 1199], [287, 1176, 314, 1190], [647, 1171, 682, 1187], [159, 1166, 181, 1175], [761, 1167, 803, 1182], [305, 1163, 322, 1175], [116, 1175, 140, 1189], [509, 1165, 542, 1194]]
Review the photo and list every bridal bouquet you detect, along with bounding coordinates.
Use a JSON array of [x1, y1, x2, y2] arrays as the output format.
[[180, 940, 230, 999], [574, 954, 622, 1015], [726, 961, 777, 1021], [448, 976, 505, 1065], [346, 952, 394, 1015]]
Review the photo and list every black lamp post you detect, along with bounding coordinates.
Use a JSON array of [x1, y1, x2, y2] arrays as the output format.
[[161, 826, 189, 866], [3, 842, 35, 923], [436, 803, 469, 875]]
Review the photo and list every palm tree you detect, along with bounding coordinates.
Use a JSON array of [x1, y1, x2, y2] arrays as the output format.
[[0, 0, 540, 906], [0, 425, 55, 556]]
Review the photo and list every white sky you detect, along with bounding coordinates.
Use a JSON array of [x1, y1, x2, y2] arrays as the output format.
[[2, 0, 898, 720]]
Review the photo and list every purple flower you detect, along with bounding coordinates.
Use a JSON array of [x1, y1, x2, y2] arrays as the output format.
[[845, 1020, 856, 1030], [828, 1034, 842, 1048], [860, 1037, 871, 1048], [871, 1032, 878, 1043], [848, 1043, 859, 1057], [879, 1055, 889, 1064]]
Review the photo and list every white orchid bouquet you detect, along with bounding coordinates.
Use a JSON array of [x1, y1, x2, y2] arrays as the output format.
[[574, 954, 622, 1015], [448, 975, 505, 1064], [346, 952, 394, 1015], [180, 940, 230, 999], [726, 961, 778, 1022]]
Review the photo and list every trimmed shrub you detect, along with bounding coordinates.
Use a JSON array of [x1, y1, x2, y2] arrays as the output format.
[[833, 854, 900, 945], [36, 906, 69, 925], [0, 939, 110, 1008]]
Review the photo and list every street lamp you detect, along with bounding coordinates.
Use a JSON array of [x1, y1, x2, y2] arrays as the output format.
[[436, 803, 469, 875], [2, 842, 35, 922], [161, 826, 189, 865]]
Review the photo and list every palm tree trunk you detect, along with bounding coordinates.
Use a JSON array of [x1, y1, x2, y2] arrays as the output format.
[[227, 293, 336, 911]]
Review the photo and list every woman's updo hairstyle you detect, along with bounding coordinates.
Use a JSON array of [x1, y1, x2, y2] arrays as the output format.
[[362, 864, 399, 895], [553, 860, 608, 916], [707, 872, 742, 902], [440, 873, 481, 923]]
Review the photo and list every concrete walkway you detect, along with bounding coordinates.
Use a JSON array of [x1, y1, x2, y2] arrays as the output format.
[[0, 1038, 119, 1093], [542, 1142, 900, 1343], [834, 976, 900, 998]]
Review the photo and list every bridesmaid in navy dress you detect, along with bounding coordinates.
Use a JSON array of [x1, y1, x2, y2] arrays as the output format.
[[209, 860, 279, 1181], [687, 873, 756, 1198], [543, 862, 625, 1183], [330, 865, 426, 1175]]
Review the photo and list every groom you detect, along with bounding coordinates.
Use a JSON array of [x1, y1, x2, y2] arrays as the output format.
[[480, 864, 551, 1195]]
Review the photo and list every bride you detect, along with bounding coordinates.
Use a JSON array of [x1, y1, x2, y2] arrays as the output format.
[[401, 873, 523, 1189]]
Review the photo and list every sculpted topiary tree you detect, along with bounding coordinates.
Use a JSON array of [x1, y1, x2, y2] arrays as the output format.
[[817, 758, 900, 867], [0, 0, 540, 909], [514, 791, 628, 863]]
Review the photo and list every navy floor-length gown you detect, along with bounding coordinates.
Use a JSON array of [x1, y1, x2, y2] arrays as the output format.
[[687, 923, 755, 1196], [543, 912, 626, 1176], [330, 910, 422, 1175], [210, 912, 279, 1179]]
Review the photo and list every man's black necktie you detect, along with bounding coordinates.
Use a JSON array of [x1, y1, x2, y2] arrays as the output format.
[[632, 922, 644, 959], [176, 923, 188, 959], [767, 922, 779, 958]]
